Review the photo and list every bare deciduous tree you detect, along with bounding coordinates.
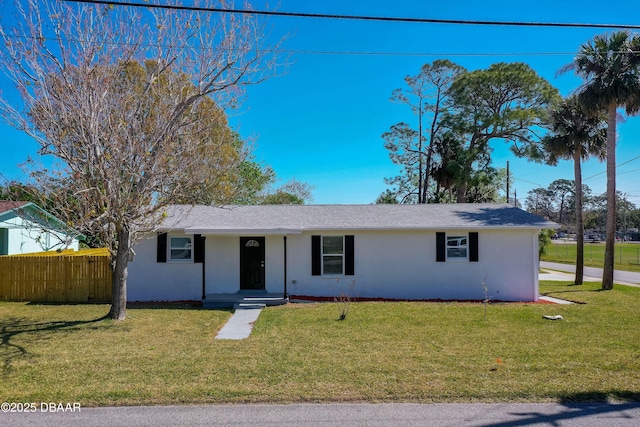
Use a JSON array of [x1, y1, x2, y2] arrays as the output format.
[[0, 0, 280, 319]]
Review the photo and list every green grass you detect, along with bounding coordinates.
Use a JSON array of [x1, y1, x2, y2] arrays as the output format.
[[1, 284, 639, 406], [541, 242, 640, 272]]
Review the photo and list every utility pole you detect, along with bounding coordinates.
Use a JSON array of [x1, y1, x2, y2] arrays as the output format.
[[506, 161, 510, 204]]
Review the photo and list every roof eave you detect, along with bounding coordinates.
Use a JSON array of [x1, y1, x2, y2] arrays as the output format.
[[168, 225, 554, 234], [183, 227, 303, 235]]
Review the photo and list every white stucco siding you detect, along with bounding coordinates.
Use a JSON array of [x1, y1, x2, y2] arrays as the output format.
[[127, 228, 540, 302], [127, 234, 202, 301], [286, 231, 434, 300], [264, 235, 286, 292], [286, 229, 538, 302], [460, 230, 539, 301], [205, 236, 239, 294], [204, 235, 286, 294], [129, 234, 290, 300]]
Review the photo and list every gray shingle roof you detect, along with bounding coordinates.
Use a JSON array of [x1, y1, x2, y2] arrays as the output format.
[[161, 204, 556, 234]]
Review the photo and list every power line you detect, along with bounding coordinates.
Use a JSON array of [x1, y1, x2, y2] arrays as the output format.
[[64, 0, 640, 30], [583, 153, 640, 181], [277, 50, 577, 57], [0, 32, 581, 57], [514, 154, 640, 192], [514, 177, 544, 188], [617, 167, 640, 176]]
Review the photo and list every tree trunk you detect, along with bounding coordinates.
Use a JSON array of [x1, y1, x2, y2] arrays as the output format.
[[108, 226, 131, 320], [558, 200, 564, 226], [456, 181, 467, 203], [602, 102, 617, 290], [423, 145, 432, 204], [417, 106, 424, 204], [574, 148, 584, 286]]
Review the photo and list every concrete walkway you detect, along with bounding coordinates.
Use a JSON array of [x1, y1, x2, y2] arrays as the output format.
[[538, 295, 574, 304], [214, 306, 264, 340]]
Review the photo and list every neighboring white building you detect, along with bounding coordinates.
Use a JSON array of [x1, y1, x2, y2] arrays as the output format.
[[127, 204, 555, 304], [0, 201, 81, 255]]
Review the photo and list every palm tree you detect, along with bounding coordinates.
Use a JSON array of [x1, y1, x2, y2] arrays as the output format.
[[564, 31, 640, 290], [543, 97, 606, 285]]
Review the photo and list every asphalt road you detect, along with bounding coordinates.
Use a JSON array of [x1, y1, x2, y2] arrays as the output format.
[[2, 402, 640, 426], [540, 261, 640, 286]]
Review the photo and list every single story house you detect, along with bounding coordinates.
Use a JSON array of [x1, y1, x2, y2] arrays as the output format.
[[0, 201, 81, 255], [127, 203, 555, 304]]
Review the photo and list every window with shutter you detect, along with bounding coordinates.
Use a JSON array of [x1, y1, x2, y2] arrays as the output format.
[[312, 235, 355, 276], [437, 232, 478, 262]]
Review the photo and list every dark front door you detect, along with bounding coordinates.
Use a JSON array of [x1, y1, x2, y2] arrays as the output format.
[[240, 237, 265, 290]]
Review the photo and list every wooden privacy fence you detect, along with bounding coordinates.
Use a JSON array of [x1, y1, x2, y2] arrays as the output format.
[[0, 248, 112, 303]]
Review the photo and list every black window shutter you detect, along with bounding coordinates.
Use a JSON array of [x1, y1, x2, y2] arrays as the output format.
[[436, 232, 446, 262], [469, 232, 479, 262], [311, 235, 321, 275], [194, 234, 205, 263], [345, 235, 355, 276], [157, 232, 167, 263]]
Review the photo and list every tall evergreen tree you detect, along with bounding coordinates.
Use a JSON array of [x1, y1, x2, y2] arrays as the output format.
[[542, 97, 606, 285]]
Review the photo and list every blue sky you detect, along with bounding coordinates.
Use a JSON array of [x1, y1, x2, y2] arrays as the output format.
[[2, 0, 640, 205]]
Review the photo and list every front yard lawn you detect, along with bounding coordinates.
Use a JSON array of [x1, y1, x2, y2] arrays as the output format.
[[1, 281, 638, 406]]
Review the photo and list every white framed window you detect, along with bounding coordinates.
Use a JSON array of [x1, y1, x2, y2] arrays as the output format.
[[322, 235, 344, 275], [446, 235, 468, 260], [169, 236, 193, 261]]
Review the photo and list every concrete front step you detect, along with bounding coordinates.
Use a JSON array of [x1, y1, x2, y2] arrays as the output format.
[[233, 303, 267, 310]]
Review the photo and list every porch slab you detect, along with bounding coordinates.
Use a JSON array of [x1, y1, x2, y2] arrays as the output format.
[[203, 292, 287, 309]]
